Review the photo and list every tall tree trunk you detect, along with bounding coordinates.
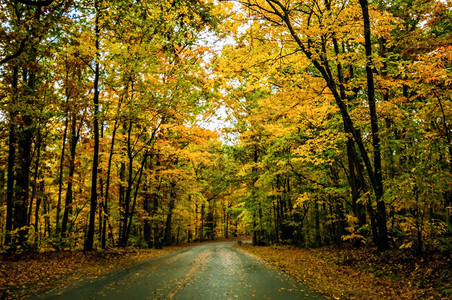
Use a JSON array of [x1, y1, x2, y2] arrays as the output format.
[[153, 190, 161, 249], [143, 182, 152, 247], [101, 132, 114, 248], [434, 92, 452, 227], [98, 122, 104, 240], [272, 199, 279, 244], [200, 203, 204, 242], [359, 0, 389, 251], [118, 159, 126, 242], [61, 116, 79, 238], [56, 97, 69, 235], [15, 66, 37, 245], [44, 198, 51, 238], [314, 197, 321, 247], [27, 130, 42, 227], [333, 32, 367, 233], [123, 153, 147, 247], [5, 66, 18, 246], [194, 203, 198, 241], [335, 200, 346, 245], [119, 122, 134, 247], [164, 182, 177, 246], [34, 180, 44, 245], [331, 26, 370, 241], [101, 97, 122, 249], [85, 1, 100, 251]]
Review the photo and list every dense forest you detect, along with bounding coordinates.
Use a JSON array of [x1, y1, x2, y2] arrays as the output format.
[[0, 0, 451, 256]]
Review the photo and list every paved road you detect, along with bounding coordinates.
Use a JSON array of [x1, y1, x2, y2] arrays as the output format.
[[30, 241, 325, 299]]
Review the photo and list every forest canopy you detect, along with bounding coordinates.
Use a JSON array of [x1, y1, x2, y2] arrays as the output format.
[[0, 0, 451, 254]]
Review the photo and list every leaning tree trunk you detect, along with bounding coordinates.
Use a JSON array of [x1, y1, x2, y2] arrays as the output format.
[[257, 0, 389, 250]]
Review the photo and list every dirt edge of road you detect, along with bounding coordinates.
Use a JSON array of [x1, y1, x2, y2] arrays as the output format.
[[0, 245, 188, 299]]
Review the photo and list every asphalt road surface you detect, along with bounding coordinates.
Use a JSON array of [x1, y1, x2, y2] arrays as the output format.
[[30, 241, 325, 299]]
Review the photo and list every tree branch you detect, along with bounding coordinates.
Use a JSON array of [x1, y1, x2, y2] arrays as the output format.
[[0, 40, 25, 66], [15, 0, 54, 6]]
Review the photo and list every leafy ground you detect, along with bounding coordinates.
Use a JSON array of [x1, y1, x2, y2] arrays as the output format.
[[237, 244, 452, 299], [1, 241, 450, 299], [0, 245, 187, 299]]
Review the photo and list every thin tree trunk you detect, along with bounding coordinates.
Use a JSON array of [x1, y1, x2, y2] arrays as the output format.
[[5, 66, 18, 246], [153, 191, 161, 249], [118, 159, 126, 242], [164, 182, 177, 246], [56, 93, 69, 235], [119, 122, 134, 247], [101, 100, 122, 249], [28, 130, 42, 227], [62, 116, 79, 238], [143, 182, 152, 247], [34, 180, 44, 245], [124, 154, 147, 246], [314, 197, 321, 247], [98, 122, 104, 240]]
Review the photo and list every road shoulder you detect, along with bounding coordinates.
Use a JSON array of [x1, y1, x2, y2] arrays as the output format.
[[236, 244, 447, 299]]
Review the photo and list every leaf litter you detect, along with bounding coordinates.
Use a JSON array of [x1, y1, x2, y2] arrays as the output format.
[[0, 245, 187, 299], [237, 244, 451, 299]]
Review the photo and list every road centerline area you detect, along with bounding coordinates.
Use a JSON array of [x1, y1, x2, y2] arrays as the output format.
[[30, 242, 325, 300]]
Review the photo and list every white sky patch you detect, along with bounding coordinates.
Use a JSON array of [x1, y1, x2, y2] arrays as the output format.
[[195, 26, 240, 145], [197, 104, 238, 145]]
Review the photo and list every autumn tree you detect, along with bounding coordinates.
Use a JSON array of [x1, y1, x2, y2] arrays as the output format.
[[214, 0, 451, 252], [1, 0, 73, 251]]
